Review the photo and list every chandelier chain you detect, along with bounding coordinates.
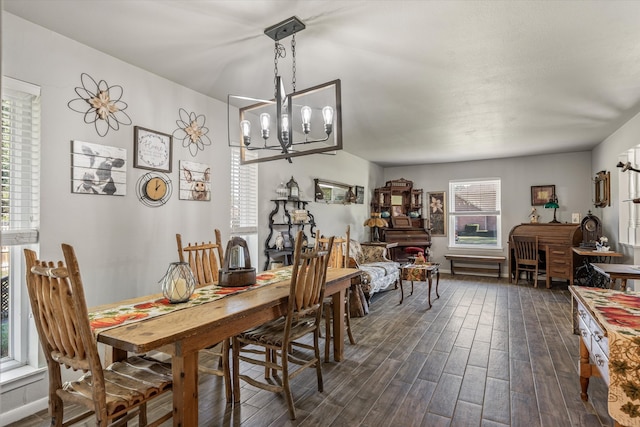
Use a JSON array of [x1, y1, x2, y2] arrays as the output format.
[[273, 42, 286, 98], [291, 33, 297, 93]]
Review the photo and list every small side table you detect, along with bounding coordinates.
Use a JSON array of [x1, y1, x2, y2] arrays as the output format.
[[400, 263, 440, 308]]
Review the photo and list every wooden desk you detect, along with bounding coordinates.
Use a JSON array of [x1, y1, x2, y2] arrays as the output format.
[[572, 247, 623, 260], [591, 263, 640, 291], [91, 267, 360, 427]]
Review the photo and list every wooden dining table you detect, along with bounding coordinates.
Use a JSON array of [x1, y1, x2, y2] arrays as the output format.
[[90, 267, 360, 427]]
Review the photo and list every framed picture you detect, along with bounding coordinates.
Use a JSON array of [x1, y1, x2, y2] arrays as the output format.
[[391, 205, 404, 217], [531, 185, 555, 206], [134, 126, 172, 172], [355, 186, 365, 204], [179, 160, 211, 201], [71, 140, 126, 196], [428, 191, 446, 236]]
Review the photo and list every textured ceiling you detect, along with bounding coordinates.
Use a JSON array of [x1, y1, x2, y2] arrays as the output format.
[[4, 0, 640, 166]]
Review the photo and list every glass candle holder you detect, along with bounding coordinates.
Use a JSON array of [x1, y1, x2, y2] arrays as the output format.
[[160, 262, 196, 303]]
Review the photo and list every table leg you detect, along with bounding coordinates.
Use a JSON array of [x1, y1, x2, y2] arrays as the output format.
[[427, 274, 432, 309], [579, 335, 591, 402], [399, 279, 404, 304], [435, 269, 440, 299], [172, 350, 199, 426], [621, 278, 628, 292], [332, 289, 346, 361]]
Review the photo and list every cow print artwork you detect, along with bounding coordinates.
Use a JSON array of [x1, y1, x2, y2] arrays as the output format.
[[71, 140, 126, 196]]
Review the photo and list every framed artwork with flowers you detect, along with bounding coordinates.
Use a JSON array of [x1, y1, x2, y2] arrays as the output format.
[[428, 191, 446, 236]]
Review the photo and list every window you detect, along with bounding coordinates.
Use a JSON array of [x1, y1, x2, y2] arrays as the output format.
[[449, 179, 501, 249], [1, 77, 41, 372], [230, 149, 258, 263]]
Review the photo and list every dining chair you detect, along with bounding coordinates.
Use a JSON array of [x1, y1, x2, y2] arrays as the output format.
[[317, 225, 356, 362], [232, 231, 334, 420], [23, 244, 173, 427], [511, 235, 540, 287], [176, 229, 232, 403]]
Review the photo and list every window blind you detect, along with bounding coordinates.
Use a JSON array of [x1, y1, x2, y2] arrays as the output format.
[[451, 179, 501, 214], [230, 149, 258, 234], [1, 77, 41, 245]]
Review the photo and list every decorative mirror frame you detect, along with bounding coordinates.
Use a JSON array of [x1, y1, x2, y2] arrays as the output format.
[[314, 178, 352, 204], [594, 170, 610, 208]]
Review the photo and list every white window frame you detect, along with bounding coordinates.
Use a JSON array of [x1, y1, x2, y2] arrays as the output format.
[[448, 178, 502, 250], [230, 149, 258, 264], [1, 77, 41, 376]]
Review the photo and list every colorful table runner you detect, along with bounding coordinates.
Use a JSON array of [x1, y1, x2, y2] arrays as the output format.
[[401, 263, 438, 281], [89, 268, 292, 336], [572, 286, 640, 426]]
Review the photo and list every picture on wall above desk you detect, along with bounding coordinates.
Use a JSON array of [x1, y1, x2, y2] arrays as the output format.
[[355, 186, 365, 204], [71, 140, 126, 196], [179, 160, 211, 201], [428, 191, 446, 236], [531, 185, 555, 206]]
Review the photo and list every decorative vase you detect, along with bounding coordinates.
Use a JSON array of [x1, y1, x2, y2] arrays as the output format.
[[380, 211, 390, 218]]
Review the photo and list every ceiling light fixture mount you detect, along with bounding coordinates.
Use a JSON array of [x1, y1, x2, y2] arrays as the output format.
[[227, 16, 342, 165]]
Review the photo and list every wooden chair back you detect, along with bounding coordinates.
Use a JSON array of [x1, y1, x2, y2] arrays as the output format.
[[176, 229, 224, 286], [288, 230, 334, 323], [316, 225, 350, 268], [24, 244, 173, 426], [511, 235, 539, 267]]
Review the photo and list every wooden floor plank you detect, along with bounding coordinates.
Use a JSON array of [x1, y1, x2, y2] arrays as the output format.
[[9, 275, 615, 427]]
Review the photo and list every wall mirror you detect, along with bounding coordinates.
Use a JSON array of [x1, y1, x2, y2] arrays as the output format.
[[594, 170, 610, 208], [314, 178, 354, 204]]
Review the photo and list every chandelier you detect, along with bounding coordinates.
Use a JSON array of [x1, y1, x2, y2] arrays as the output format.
[[227, 16, 342, 164]]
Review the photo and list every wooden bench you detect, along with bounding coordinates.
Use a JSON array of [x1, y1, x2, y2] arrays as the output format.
[[444, 254, 506, 278]]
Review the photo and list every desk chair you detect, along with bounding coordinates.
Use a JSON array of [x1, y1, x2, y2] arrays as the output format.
[[176, 229, 231, 403], [317, 226, 356, 362], [24, 245, 173, 427], [232, 231, 334, 419], [511, 235, 540, 287]]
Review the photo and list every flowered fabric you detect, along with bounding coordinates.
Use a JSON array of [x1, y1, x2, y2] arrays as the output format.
[[401, 263, 439, 282], [571, 286, 640, 426], [89, 269, 292, 336]]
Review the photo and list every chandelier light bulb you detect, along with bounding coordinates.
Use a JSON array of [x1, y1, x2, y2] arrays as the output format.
[[281, 114, 290, 145], [260, 113, 271, 140], [322, 106, 334, 135], [301, 105, 312, 134], [240, 120, 251, 146]]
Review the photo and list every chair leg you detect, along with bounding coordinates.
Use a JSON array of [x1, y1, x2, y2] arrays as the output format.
[[281, 347, 296, 420], [345, 292, 356, 345], [232, 337, 240, 404], [314, 328, 323, 393]]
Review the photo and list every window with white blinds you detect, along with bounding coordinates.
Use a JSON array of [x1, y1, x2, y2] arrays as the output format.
[[449, 179, 501, 249], [1, 77, 40, 368], [2, 77, 41, 244], [230, 149, 257, 234]]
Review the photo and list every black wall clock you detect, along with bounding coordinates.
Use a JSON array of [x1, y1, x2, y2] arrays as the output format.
[[136, 172, 172, 207]]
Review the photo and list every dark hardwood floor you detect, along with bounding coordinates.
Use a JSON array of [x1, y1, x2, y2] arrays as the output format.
[[9, 274, 614, 426]]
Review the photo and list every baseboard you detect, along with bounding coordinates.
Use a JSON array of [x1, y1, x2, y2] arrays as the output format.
[[0, 397, 48, 426]]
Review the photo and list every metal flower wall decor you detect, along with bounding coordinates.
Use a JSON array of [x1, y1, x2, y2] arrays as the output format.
[[67, 73, 132, 137], [172, 108, 211, 157]]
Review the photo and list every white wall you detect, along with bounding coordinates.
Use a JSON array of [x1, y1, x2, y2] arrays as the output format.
[[384, 151, 594, 267], [592, 111, 640, 264]]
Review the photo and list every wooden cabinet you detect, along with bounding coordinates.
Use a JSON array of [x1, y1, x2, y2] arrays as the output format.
[[263, 199, 316, 270], [372, 178, 424, 228]]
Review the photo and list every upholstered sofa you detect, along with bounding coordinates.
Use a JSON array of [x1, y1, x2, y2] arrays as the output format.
[[348, 240, 400, 298]]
